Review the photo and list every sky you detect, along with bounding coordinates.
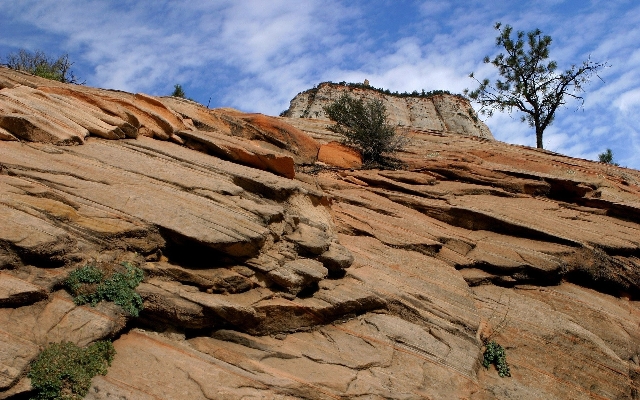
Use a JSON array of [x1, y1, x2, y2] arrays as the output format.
[[1, 0, 639, 169]]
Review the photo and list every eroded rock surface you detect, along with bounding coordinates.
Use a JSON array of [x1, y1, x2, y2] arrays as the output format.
[[1, 67, 639, 399]]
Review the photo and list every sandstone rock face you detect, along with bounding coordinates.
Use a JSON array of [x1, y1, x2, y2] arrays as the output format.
[[1, 67, 639, 399], [317, 141, 362, 168], [0, 67, 318, 173], [283, 82, 494, 140]]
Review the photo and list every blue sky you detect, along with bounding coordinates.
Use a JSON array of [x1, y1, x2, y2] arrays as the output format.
[[1, 1, 639, 168]]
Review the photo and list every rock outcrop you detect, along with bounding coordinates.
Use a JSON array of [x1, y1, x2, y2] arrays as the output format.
[[1, 67, 639, 399], [283, 81, 494, 140]]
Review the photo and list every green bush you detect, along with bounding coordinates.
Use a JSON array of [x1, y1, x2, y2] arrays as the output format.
[[598, 148, 619, 166], [65, 262, 144, 316], [482, 340, 511, 377], [171, 84, 186, 98], [5, 49, 82, 84], [28, 341, 115, 400], [323, 93, 408, 166]]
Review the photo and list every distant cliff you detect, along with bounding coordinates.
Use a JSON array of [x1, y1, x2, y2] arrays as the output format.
[[283, 81, 494, 140]]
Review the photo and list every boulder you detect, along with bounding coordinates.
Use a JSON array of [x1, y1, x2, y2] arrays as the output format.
[[267, 258, 328, 294], [285, 223, 331, 255], [317, 242, 354, 271]]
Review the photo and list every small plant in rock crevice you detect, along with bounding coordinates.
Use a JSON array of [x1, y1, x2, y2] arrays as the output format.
[[482, 340, 511, 377], [28, 340, 115, 400], [65, 261, 144, 316]]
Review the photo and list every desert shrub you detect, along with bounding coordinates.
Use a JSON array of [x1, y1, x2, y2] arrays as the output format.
[[323, 93, 408, 166], [171, 84, 186, 98], [482, 340, 511, 377], [65, 262, 144, 316], [598, 148, 619, 166], [5, 49, 82, 83], [169, 84, 198, 102], [28, 340, 115, 400]]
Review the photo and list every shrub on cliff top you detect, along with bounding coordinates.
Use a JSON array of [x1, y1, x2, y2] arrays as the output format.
[[323, 93, 408, 167], [314, 81, 465, 100], [171, 84, 186, 98], [5, 49, 82, 84], [598, 148, 619, 166], [28, 340, 115, 400]]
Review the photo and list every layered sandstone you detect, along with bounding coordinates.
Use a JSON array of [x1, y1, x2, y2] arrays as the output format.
[[0, 67, 639, 399], [283, 81, 494, 140]]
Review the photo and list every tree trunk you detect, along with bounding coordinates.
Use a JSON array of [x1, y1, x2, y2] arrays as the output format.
[[536, 127, 544, 149]]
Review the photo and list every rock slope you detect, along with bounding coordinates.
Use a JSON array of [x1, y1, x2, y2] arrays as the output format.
[[283, 82, 494, 140], [0, 67, 639, 399]]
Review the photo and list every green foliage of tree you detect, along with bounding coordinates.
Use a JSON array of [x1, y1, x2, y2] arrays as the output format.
[[466, 23, 607, 149], [28, 341, 115, 400], [5, 49, 82, 84], [323, 93, 408, 166], [171, 84, 186, 98], [482, 340, 511, 377], [65, 262, 144, 316], [598, 148, 619, 166]]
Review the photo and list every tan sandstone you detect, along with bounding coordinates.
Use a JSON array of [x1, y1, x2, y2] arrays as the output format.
[[0, 68, 639, 399]]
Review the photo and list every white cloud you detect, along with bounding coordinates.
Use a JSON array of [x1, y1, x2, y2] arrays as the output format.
[[615, 88, 640, 113], [0, 0, 356, 97], [419, 1, 451, 17]]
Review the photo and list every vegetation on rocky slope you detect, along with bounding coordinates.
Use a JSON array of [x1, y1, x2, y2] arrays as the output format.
[[482, 341, 511, 377], [323, 93, 408, 166], [28, 341, 115, 400], [299, 81, 466, 100], [65, 262, 144, 317], [4, 49, 82, 84]]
